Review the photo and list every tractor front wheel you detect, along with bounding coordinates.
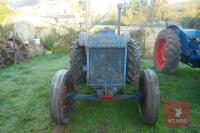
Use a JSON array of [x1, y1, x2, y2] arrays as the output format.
[[49, 69, 75, 124], [138, 69, 160, 125], [154, 29, 180, 74]]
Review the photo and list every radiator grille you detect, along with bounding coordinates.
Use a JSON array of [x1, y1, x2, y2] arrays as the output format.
[[89, 48, 125, 87]]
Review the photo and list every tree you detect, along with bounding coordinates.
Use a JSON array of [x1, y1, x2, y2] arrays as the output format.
[[0, 0, 12, 24], [172, 0, 200, 28], [93, 5, 118, 25], [148, 0, 171, 21], [122, 0, 173, 24], [194, 0, 200, 18], [122, 0, 149, 24]]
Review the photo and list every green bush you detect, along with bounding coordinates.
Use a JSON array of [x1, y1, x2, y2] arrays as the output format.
[[130, 29, 145, 45], [41, 29, 78, 53], [52, 45, 67, 54], [61, 28, 79, 46], [41, 34, 56, 51], [0, 24, 15, 41], [55, 28, 79, 53], [0, 24, 4, 39]]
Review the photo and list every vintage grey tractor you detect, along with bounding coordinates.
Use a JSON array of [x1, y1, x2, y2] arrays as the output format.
[[49, 28, 160, 125], [49, 3, 160, 125]]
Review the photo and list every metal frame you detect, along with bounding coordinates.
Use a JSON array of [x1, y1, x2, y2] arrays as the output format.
[[168, 25, 200, 67], [67, 92, 144, 103], [124, 47, 127, 84]]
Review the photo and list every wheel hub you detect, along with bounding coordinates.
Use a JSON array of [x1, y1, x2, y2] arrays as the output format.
[[63, 81, 74, 113], [155, 38, 168, 70]]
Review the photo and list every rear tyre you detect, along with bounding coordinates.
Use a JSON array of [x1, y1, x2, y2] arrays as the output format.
[[50, 69, 75, 124], [70, 41, 86, 83], [126, 40, 140, 84], [154, 29, 180, 74], [138, 69, 160, 125]]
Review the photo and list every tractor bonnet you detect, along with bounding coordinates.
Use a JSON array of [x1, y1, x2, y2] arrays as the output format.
[[88, 28, 127, 48]]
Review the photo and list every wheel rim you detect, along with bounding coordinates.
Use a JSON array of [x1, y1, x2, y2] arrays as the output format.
[[63, 80, 74, 119], [155, 38, 168, 70], [139, 77, 146, 114]]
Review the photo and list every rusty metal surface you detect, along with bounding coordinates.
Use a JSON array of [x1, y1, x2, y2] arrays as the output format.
[[0, 38, 29, 68], [0, 54, 4, 68], [0, 41, 6, 68]]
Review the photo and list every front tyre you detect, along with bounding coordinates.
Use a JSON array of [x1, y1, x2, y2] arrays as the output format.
[[138, 69, 160, 125], [49, 69, 75, 124]]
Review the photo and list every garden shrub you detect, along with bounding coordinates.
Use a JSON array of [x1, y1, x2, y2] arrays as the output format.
[[41, 29, 79, 53], [130, 29, 145, 45], [52, 45, 68, 54], [61, 28, 79, 46], [41, 34, 56, 51]]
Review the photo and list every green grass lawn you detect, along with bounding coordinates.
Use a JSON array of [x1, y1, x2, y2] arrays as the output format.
[[0, 54, 200, 133]]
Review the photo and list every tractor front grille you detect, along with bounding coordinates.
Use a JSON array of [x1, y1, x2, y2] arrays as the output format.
[[88, 48, 126, 87]]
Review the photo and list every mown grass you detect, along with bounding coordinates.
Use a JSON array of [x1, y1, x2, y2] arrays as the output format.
[[0, 54, 200, 133]]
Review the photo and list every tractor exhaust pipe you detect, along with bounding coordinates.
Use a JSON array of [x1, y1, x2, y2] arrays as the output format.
[[117, 3, 123, 35]]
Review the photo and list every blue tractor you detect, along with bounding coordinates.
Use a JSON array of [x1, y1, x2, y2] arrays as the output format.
[[49, 4, 160, 125], [154, 25, 200, 74]]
